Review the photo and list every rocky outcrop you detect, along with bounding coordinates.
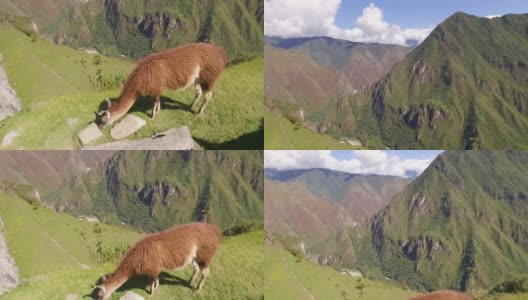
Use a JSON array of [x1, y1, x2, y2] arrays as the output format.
[[0, 54, 22, 122], [0, 217, 19, 295]]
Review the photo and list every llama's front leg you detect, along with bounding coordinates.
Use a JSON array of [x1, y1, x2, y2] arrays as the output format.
[[198, 91, 212, 116], [189, 260, 200, 287], [151, 95, 160, 119], [150, 278, 157, 295], [190, 83, 202, 111], [196, 267, 209, 292]]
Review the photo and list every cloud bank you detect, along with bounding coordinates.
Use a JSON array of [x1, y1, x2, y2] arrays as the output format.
[[264, 151, 438, 178], [264, 1, 433, 46]]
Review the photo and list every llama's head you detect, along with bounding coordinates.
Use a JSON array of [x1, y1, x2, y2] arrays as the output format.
[[93, 274, 111, 300], [95, 99, 113, 129]]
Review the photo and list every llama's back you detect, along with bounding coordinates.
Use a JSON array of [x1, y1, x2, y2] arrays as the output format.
[[410, 290, 472, 300]]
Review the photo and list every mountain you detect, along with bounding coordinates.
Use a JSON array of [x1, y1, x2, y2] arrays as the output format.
[[344, 13, 528, 149], [265, 37, 411, 115], [264, 36, 410, 141], [264, 168, 409, 263], [0, 151, 113, 191], [355, 151, 528, 291], [0, 0, 264, 60], [48, 151, 264, 232]]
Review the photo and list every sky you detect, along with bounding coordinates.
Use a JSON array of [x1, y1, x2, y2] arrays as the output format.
[[265, 0, 528, 46], [264, 150, 444, 178]]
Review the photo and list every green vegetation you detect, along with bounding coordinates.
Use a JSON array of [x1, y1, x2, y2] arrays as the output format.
[[0, 193, 263, 299], [346, 13, 528, 149], [48, 151, 264, 233], [353, 151, 528, 291], [0, 24, 263, 149], [38, 0, 263, 62], [264, 111, 356, 149], [264, 244, 418, 300]]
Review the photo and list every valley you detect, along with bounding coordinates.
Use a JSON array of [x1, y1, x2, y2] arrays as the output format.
[[264, 13, 528, 150], [264, 151, 528, 298]]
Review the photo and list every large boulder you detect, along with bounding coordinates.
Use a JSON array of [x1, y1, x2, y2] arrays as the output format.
[[0, 217, 19, 295], [0, 54, 22, 122], [83, 127, 201, 150]]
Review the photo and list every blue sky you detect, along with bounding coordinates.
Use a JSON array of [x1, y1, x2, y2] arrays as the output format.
[[264, 151, 443, 178], [265, 0, 528, 46], [335, 0, 528, 29]]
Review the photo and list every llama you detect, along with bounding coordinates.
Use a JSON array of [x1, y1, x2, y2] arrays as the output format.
[[410, 290, 473, 300], [96, 43, 228, 128], [94, 222, 222, 300]]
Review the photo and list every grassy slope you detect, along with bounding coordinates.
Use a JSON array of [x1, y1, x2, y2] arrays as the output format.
[[264, 244, 418, 300], [0, 24, 263, 150], [0, 193, 263, 299], [264, 111, 355, 150]]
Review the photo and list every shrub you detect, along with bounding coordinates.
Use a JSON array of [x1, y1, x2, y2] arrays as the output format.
[[491, 277, 528, 294]]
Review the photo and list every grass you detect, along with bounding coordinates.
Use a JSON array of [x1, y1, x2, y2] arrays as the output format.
[[264, 111, 356, 150], [264, 243, 418, 300], [0, 24, 263, 150], [0, 192, 264, 299]]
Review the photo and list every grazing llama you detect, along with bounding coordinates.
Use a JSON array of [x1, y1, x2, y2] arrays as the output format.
[[410, 290, 473, 300], [94, 222, 222, 300], [96, 43, 228, 128]]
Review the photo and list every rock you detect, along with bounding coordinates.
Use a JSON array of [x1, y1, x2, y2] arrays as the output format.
[[84, 127, 201, 150], [1, 131, 20, 147], [119, 291, 145, 300], [0, 56, 22, 122], [0, 217, 19, 295], [65, 294, 78, 300], [78, 123, 103, 146], [67, 118, 80, 125], [111, 115, 146, 140]]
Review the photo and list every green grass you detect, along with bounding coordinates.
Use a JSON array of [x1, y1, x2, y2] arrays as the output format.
[[0, 192, 263, 299], [264, 244, 418, 300], [0, 24, 263, 149], [264, 111, 356, 150]]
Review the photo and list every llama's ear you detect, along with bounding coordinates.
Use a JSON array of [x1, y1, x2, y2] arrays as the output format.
[[105, 98, 112, 108], [99, 273, 107, 281]]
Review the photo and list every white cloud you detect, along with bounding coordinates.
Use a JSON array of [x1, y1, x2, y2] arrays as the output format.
[[264, 151, 437, 178], [265, 1, 433, 46], [486, 15, 502, 19]]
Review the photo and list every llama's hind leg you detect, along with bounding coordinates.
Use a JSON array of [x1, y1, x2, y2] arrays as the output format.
[[196, 267, 209, 292], [188, 260, 200, 287], [198, 91, 212, 116], [190, 83, 202, 111]]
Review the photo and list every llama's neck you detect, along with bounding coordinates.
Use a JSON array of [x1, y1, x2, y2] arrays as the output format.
[[102, 271, 130, 299], [108, 91, 137, 124]]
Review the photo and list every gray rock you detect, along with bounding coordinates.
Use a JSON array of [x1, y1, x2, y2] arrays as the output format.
[[0, 56, 22, 122], [78, 123, 103, 146], [1, 131, 20, 147], [110, 115, 146, 140], [84, 127, 201, 150], [119, 291, 145, 300], [0, 217, 19, 295], [65, 294, 78, 300]]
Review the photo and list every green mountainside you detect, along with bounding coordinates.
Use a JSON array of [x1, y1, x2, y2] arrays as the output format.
[[342, 13, 528, 149], [353, 151, 528, 292], [47, 151, 264, 232], [0, 0, 264, 61]]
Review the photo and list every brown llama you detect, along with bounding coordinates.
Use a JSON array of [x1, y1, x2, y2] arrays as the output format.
[[96, 43, 228, 128], [410, 290, 473, 300], [94, 222, 222, 300]]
